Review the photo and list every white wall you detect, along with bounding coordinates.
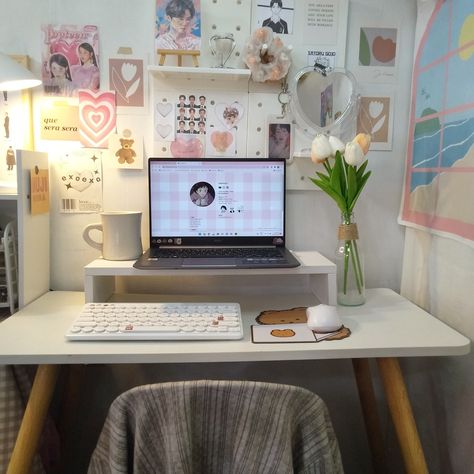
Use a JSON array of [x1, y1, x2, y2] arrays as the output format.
[[1, 0, 413, 294], [0, 0, 420, 472]]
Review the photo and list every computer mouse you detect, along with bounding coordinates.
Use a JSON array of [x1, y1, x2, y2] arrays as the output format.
[[306, 304, 343, 333]]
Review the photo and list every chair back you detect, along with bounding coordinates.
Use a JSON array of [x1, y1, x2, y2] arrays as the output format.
[[88, 380, 343, 473]]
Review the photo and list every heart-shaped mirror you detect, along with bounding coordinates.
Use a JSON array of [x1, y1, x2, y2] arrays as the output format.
[[290, 66, 359, 139]]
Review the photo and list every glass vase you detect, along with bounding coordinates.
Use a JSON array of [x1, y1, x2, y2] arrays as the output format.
[[335, 213, 365, 306]]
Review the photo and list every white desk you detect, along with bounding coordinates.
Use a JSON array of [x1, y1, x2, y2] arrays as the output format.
[[0, 289, 470, 474]]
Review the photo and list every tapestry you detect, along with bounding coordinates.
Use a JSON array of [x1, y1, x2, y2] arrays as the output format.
[[399, 0, 474, 246]]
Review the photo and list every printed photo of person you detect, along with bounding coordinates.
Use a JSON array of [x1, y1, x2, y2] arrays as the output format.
[[155, 0, 201, 51], [187, 107, 197, 122], [187, 94, 197, 109], [4, 112, 9, 139], [44, 53, 75, 96], [268, 123, 292, 159], [71, 42, 100, 90], [6, 146, 15, 171], [177, 94, 186, 108], [198, 121, 206, 134], [177, 107, 187, 121], [177, 120, 186, 133], [198, 95, 206, 108], [188, 121, 198, 134], [198, 107, 206, 122], [190, 181, 215, 207], [256, 0, 294, 35]]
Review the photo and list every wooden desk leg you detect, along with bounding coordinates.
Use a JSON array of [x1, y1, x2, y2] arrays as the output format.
[[7, 364, 61, 474], [352, 358, 387, 474], [376, 357, 428, 474]]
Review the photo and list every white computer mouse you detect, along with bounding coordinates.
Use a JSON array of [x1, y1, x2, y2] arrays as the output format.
[[306, 304, 343, 333]]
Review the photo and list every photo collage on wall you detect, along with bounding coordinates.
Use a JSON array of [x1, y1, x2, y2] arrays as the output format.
[[156, 93, 246, 159]]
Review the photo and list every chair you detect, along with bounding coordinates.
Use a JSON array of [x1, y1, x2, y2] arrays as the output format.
[[88, 380, 343, 474]]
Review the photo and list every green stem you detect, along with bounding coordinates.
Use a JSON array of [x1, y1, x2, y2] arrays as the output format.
[[352, 239, 364, 287], [341, 156, 349, 202], [323, 160, 331, 174], [343, 240, 350, 294], [350, 241, 363, 294]]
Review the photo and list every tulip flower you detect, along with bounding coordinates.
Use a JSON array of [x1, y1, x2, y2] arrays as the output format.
[[328, 135, 345, 155], [352, 133, 371, 155], [310, 134, 332, 163], [344, 141, 365, 166]]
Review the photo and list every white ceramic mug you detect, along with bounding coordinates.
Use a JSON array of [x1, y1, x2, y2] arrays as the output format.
[[82, 211, 143, 260]]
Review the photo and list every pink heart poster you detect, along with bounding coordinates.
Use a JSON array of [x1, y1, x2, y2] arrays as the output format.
[[78, 90, 116, 148]]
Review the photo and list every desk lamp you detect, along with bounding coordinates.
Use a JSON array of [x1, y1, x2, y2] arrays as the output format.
[[0, 53, 42, 91]]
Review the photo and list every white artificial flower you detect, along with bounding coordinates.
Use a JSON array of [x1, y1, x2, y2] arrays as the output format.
[[344, 141, 365, 166], [311, 134, 332, 163], [353, 133, 371, 155], [328, 135, 345, 155], [121, 62, 137, 82]]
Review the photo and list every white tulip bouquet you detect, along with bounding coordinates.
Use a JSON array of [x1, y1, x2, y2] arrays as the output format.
[[310, 133, 372, 302]]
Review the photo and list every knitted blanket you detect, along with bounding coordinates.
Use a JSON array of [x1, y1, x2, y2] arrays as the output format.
[[88, 380, 344, 474]]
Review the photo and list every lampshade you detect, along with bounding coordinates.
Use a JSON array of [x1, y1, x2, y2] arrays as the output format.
[[0, 53, 42, 91]]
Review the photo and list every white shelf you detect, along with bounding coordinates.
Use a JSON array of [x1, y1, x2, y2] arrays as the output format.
[[84, 251, 337, 306], [148, 65, 251, 83]]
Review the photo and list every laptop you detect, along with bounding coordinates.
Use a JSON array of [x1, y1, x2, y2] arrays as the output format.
[[133, 158, 300, 269]]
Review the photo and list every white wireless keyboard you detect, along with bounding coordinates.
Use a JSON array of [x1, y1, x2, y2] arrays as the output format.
[[65, 302, 243, 341]]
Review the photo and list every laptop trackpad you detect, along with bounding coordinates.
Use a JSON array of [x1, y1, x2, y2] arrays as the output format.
[[182, 258, 237, 267]]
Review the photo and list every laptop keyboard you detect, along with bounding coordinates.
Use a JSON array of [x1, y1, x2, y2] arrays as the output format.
[[151, 247, 285, 259]]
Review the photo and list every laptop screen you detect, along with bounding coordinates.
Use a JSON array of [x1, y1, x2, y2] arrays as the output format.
[[148, 158, 287, 247]]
